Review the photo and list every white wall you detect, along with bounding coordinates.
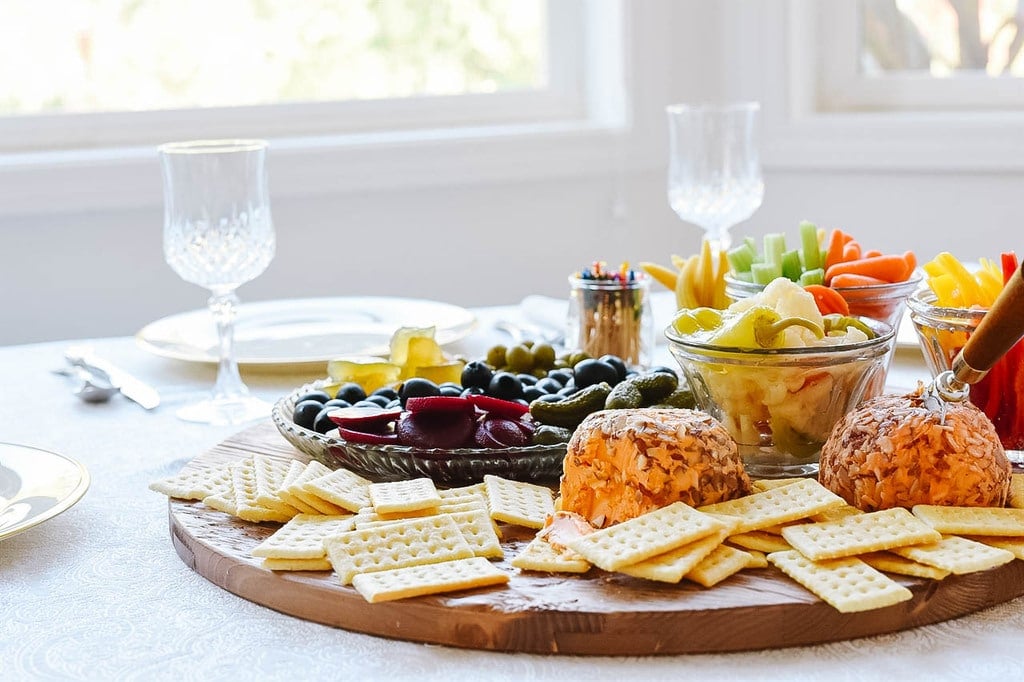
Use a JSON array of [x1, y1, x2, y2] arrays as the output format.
[[1, 0, 1019, 347]]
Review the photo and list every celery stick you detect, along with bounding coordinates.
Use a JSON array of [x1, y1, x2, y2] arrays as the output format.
[[727, 243, 756, 273], [745, 236, 757, 252], [800, 221, 820, 271], [763, 233, 786, 266], [733, 270, 753, 282], [799, 268, 825, 286], [781, 249, 803, 281], [751, 262, 782, 285]]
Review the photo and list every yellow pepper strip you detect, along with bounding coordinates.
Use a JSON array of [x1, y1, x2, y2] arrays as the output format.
[[639, 262, 680, 293], [699, 238, 715, 308], [975, 268, 1002, 307], [927, 273, 960, 308], [935, 252, 985, 307]]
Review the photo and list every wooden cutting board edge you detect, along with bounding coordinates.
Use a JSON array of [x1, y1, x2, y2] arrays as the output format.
[[165, 421, 1024, 656]]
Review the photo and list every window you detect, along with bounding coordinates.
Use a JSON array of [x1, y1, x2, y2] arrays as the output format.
[[0, 0, 600, 152], [818, 0, 1024, 111]]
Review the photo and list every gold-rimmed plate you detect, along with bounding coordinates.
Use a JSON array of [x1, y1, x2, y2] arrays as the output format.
[[135, 296, 477, 370], [0, 443, 90, 541]]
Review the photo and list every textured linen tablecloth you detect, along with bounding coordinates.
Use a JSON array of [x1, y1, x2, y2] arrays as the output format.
[[1, 307, 1022, 682]]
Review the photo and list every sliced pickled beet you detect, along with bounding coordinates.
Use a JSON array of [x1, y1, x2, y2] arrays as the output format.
[[327, 406, 403, 428], [404, 396, 474, 415], [396, 411, 475, 449], [465, 394, 530, 418], [473, 417, 534, 448], [336, 427, 401, 445]]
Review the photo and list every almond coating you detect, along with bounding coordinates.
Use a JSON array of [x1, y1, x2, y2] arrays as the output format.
[[819, 388, 1011, 511], [559, 408, 751, 528]]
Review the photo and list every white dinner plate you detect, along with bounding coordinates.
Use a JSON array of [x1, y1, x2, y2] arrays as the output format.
[[896, 308, 918, 350], [0, 443, 90, 542], [135, 297, 478, 368]]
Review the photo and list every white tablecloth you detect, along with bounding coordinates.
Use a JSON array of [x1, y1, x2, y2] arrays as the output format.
[[1, 307, 1021, 682]]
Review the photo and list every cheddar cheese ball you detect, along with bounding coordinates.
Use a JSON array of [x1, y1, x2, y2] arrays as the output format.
[[819, 388, 1012, 511], [559, 408, 751, 528]]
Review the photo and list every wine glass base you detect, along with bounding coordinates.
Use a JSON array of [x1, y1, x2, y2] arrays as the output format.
[[175, 394, 272, 426]]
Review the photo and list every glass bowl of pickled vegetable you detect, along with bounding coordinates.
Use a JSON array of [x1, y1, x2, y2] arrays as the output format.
[[725, 274, 921, 332], [665, 299, 895, 479], [907, 290, 1024, 456]]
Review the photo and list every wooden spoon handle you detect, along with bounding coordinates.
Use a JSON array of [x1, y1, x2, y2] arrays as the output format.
[[961, 264, 1024, 375]]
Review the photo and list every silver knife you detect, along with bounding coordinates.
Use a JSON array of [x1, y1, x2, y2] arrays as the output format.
[[64, 348, 161, 410]]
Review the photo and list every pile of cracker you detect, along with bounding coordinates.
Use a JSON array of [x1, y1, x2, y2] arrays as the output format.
[[151, 459, 1024, 612]]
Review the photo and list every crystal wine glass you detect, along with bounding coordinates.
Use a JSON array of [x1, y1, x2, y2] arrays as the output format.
[[666, 102, 764, 255], [159, 139, 276, 425]]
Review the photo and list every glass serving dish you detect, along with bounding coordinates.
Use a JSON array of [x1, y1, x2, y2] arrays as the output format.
[[724, 274, 921, 332], [665, 317, 895, 478], [272, 380, 566, 486]]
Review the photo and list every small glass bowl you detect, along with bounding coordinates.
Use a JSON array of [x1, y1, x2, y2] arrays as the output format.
[[272, 380, 566, 486], [907, 290, 1024, 454], [725, 274, 922, 331], [665, 318, 895, 478]]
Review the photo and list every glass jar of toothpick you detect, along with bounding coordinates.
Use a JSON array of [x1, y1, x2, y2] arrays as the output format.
[[567, 262, 653, 367]]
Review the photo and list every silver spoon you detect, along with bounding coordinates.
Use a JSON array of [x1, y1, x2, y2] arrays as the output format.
[[54, 366, 120, 403]]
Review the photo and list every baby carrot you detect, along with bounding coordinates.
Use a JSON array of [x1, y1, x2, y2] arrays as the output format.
[[804, 284, 850, 316], [842, 241, 862, 262], [825, 229, 850, 270], [824, 254, 910, 285], [830, 273, 888, 288], [863, 249, 883, 259], [903, 250, 917, 279]]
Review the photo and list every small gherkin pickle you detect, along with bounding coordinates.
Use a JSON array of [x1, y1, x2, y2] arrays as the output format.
[[627, 371, 678, 405], [710, 305, 824, 349], [532, 425, 574, 445], [605, 381, 644, 410], [529, 382, 611, 429]]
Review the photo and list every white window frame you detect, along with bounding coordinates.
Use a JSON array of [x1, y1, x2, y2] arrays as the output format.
[[817, 2, 1024, 112], [0, 0, 670, 217], [721, 0, 1024, 173]]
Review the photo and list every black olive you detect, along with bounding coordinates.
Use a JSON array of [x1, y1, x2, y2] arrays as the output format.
[[487, 371, 525, 400], [535, 377, 563, 394], [460, 386, 486, 397], [523, 386, 547, 401], [399, 378, 441, 407], [546, 368, 574, 386], [533, 393, 564, 403], [460, 361, 494, 390], [648, 366, 679, 377], [293, 399, 326, 429], [516, 373, 539, 386], [438, 384, 463, 397], [335, 382, 367, 404], [598, 354, 628, 382], [295, 390, 332, 404], [362, 394, 392, 408], [313, 407, 340, 434], [371, 387, 399, 401], [572, 359, 619, 389]]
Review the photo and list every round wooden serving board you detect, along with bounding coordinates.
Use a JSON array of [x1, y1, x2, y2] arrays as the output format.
[[168, 421, 1024, 655]]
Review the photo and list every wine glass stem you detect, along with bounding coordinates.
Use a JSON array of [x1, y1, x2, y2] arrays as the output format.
[[208, 290, 249, 401]]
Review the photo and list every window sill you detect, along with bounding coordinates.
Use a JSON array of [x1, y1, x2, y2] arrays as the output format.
[[0, 119, 655, 218]]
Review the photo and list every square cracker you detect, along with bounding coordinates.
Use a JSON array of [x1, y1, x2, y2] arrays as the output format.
[[685, 544, 754, 588], [301, 467, 372, 513], [1009, 474, 1024, 509], [566, 502, 726, 572], [203, 467, 239, 516], [251, 514, 356, 559], [727, 530, 792, 554], [232, 458, 295, 523], [781, 507, 941, 561], [447, 509, 504, 559], [890, 535, 1016, 574], [484, 475, 554, 530], [284, 460, 349, 515], [768, 550, 913, 613], [698, 479, 845, 533], [262, 557, 333, 571], [963, 535, 1024, 560], [252, 454, 301, 516], [149, 462, 233, 500], [859, 552, 950, 581], [912, 505, 1024, 537], [323, 514, 474, 585], [619, 527, 729, 583], [274, 460, 322, 514], [511, 536, 591, 574], [352, 557, 509, 603], [369, 478, 441, 515]]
